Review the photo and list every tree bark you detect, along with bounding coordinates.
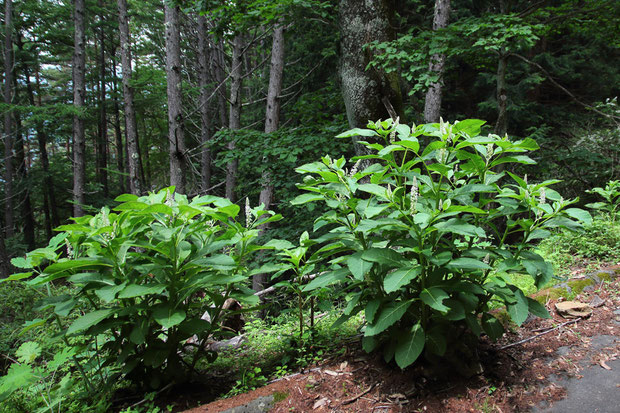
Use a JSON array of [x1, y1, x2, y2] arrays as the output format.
[[73, 0, 87, 217], [118, 0, 142, 195], [197, 15, 212, 193], [215, 39, 229, 128], [494, 51, 508, 136], [254, 23, 285, 292], [111, 51, 125, 193], [494, 0, 509, 136], [0, 232, 9, 277], [14, 111, 36, 250], [97, 5, 109, 196], [4, 0, 14, 237], [423, 0, 451, 123], [165, 2, 187, 194], [338, 0, 403, 153], [226, 34, 243, 202]]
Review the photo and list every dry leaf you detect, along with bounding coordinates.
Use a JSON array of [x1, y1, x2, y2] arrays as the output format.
[[600, 360, 612, 370], [323, 369, 340, 376]]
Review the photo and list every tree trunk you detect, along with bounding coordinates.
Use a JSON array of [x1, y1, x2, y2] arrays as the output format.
[[494, 51, 508, 136], [97, 6, 109, 196], [165, 2, 187, 194], [338, 0, 403, 154], [111, 52, 125, 193], [14, 112, 36, 250], [0, 232, 9, 277], [423, 0, 451, 123], [254, 23, 285, 293], [4, 0, 14, 237], [118, 0, 142, 195], [197, 15, 212, 193], [494, 0, 508, 137], [226, 34, 243, 202], [215, 39, 229, 128], [73, 0, 87, 217]]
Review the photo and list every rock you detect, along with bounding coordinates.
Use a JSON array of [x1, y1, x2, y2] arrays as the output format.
[[209, 334, 248, 351], [221, 395, 274, 413], [313, 397, 330, 409], [555, 301, 592, 319], [589, 295, 605, 308]]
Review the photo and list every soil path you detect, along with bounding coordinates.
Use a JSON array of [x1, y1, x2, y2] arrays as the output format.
[[185, 267, 620, 412]]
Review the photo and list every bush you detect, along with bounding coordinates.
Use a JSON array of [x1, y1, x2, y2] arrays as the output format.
[[293, 118, 590, 369], [1, 188, 281, 392]]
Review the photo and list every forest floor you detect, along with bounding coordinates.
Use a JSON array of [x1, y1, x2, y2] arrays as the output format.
[[178, 264, 620, 413]]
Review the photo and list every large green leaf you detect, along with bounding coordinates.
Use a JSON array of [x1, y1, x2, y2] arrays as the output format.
[[384, 266, 421, 293], [527, 297, 551, 319], [564, 208, 592, 226], [152, 304, 186, 329], [291, 193, 324, 205], [481, 314, 504, 341], [395, 324, 425, 369], [361, 248, 405, 268], [336, 128, 378, 138], [302, 267, 348, 291], [365, 299, 381, 324], [66, 309, 116, 336], [447, 258, 491, 271], [347, 252, 373, 280], [0, 364, 36, 402], [435, 218, 486, 238], [507, 289, 529, 326], [365, 301, 412, 336], [419, 287, 450, 312], [118, 283, 166, 299]]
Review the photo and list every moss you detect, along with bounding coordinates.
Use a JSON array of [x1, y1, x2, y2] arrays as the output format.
[[566, 278, 595, 294], [272, 391, 288, 403], [593, 271, 613, 281], [538, 287, 567, 302]]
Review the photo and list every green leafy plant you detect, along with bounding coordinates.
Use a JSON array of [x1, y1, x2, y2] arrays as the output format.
[[0, 341, 84, 413], [586, 180, 620, 222], [3, 188, 281, 390], [293, 118, 590, 369], [225, 367, 267, 397]]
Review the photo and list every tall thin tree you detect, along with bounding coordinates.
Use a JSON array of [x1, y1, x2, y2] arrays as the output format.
[[254, 22, 285, 292], [73, 0, 87, 217], [118, 0, 142, 195], [423, 0, 451, 123], [197, 14, 212, 193], [3, 0, 14, 236], [165, 1, 187, 194], [97, 4, 109, 196], [225, 34, 243, 202]]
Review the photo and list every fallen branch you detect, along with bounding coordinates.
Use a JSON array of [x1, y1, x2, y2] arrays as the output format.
[[341, 383, 377, 406], [499, 319, 581, 350]]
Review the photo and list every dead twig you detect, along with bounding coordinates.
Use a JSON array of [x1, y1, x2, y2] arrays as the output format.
[[499, 319, 581, 350], [341, 383, 378, 406]]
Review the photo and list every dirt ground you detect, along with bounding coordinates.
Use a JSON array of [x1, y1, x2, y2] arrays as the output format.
[[183, 266, 620, 413]]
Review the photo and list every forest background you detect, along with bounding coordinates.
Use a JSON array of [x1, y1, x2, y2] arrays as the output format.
[[0, 0, 620, 411], [0, 0, 618, 267]]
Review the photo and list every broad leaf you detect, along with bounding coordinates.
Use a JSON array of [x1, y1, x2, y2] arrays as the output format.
[[395, 324, 425, 369], [152, 305, 186, 329], [67, 309, 116, 335], [419, 287, 450, 312], [384, 266, 421, 293], [365, 301, 412, 336], [361, 248, 405, 268]]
